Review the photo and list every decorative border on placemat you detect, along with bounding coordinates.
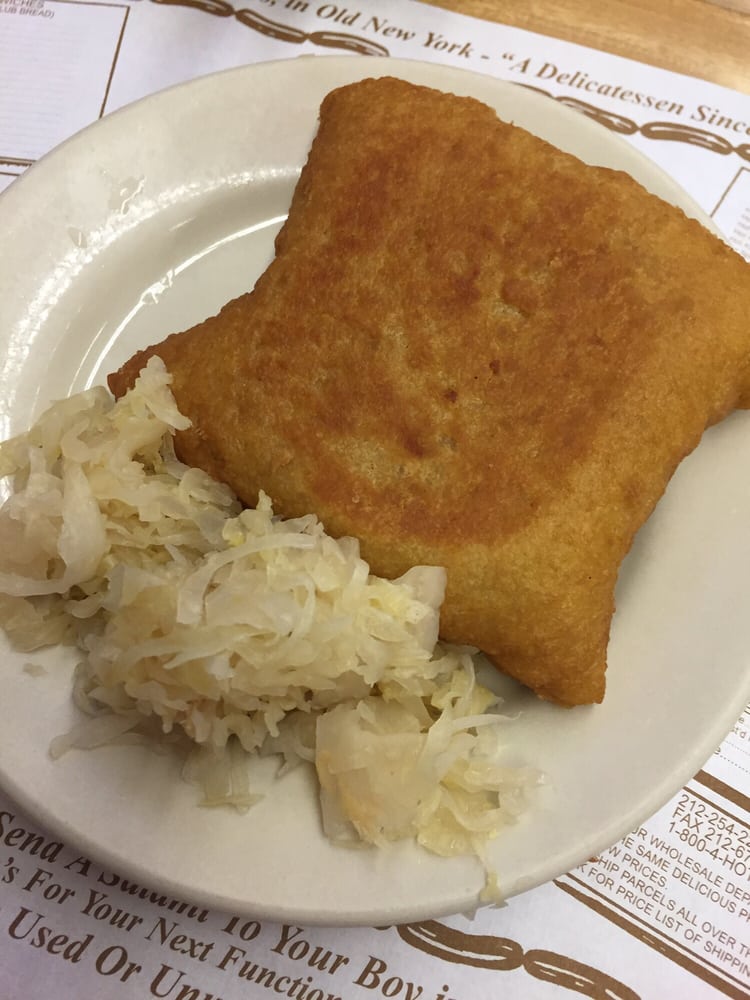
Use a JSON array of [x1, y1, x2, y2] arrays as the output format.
[[149, 0, 750, 163]]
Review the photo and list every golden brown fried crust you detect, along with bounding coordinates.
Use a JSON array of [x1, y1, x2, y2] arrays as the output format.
[[109, 77, 750, 706]]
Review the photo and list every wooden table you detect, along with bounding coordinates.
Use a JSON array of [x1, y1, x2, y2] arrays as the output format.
[[431, 1, 750, 95]]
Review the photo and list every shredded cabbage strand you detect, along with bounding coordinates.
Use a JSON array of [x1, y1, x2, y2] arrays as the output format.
[[0, 357, 536, 898]]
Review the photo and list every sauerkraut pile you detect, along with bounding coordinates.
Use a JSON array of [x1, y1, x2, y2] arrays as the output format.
[[0, 358, 533, 891]]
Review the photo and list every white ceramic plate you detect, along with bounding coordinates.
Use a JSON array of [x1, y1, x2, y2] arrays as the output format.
[[1, 57, 749, 926]]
